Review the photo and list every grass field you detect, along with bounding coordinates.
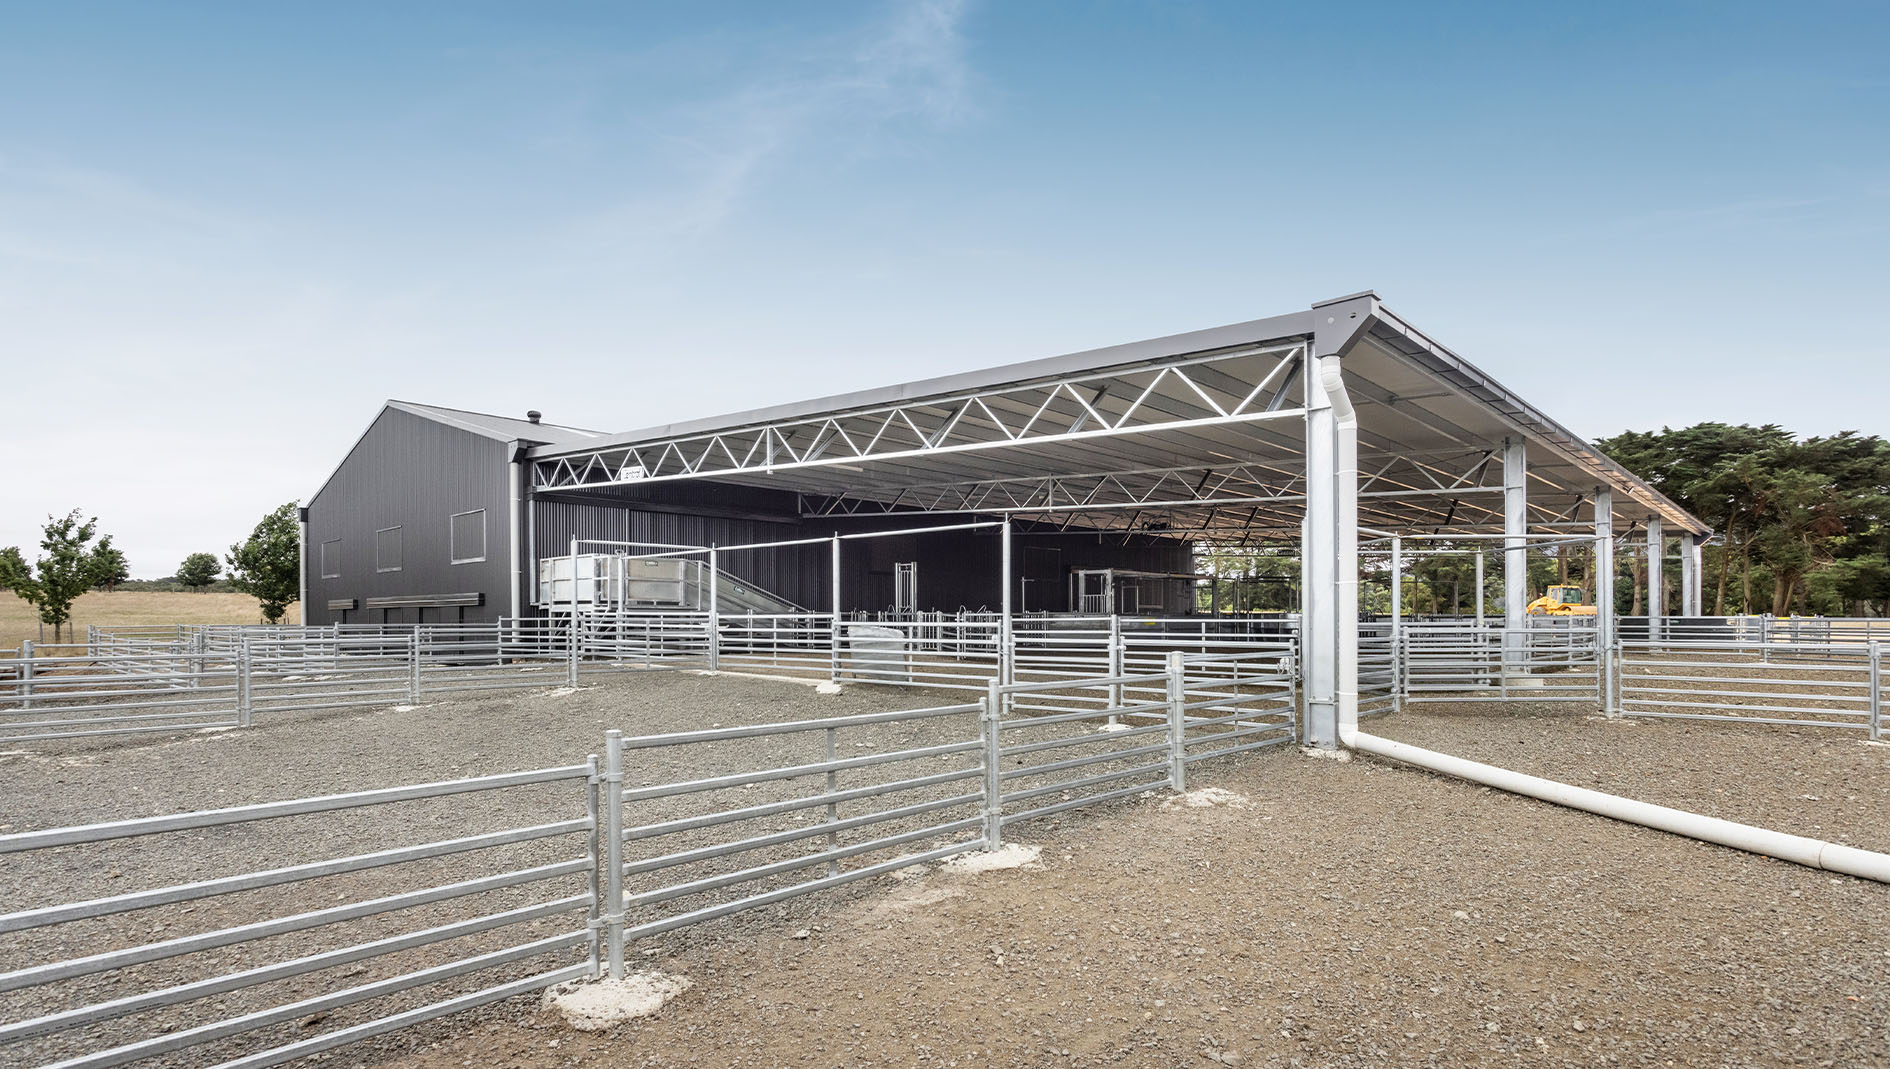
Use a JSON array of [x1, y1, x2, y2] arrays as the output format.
[[0, 590, 301, 651]]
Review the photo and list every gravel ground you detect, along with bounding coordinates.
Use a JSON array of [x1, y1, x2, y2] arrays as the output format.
[[5, 673, 1888, 1068], [0, 668, 1212, 1067], [379, 701, 1890, 1069]]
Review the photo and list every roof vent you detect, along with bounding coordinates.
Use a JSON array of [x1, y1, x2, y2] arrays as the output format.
[[526, 410, 542, 424]]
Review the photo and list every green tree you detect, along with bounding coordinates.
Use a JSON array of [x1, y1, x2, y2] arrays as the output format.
[[176, 552, 222, 591], [91, 536, 129, 592], [227, 502, 301, 624], [1596, 424, 1890, 617], [0, 511, 119, 641]]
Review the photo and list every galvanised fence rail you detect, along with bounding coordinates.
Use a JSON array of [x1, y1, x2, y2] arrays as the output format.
[[2, 624, 575, 744], [1613, 637, 1883, 738], [13, 615, 1298, 745], [1400, 621, 1604, 705], [1, 654, 1291, 1067], [25, 610, 1890, 746], [0, 765, 598, 1069]]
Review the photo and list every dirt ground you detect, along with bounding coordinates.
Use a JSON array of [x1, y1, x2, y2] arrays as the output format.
[[371, 703, 1890, 1069], [5, 674, 1888, 1069]]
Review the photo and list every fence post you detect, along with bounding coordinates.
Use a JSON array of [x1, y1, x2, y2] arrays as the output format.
[[584, 753, 602, 977], [408, 631, 422, 705], [981, 679, 1003, 851], [237, 637, 253, 728], [20, 639, 34, 710], [830, 535, 843, 684], [1107, 614, 1123, 722], [567, 615, 581, 688], [1166, 650, 1187, 793], [1390, 536, 1403, 713], [602, 730, 626, 979], [1287, 654, 1300, 744], [824, 726, 840, 877], [1870, 641, 1882, 743]]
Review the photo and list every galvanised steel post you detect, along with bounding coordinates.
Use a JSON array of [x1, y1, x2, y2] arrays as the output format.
[[1595, 487, 1615, 708], [602, 730, 626, 979], [237, 638, 253, 728], [824, 726, 840, 877], [1870, 642, 1882, 742], [1301, 350, 1338, 748], [1503, 438, 1528, 683], [999, 519, 1014, 698], [1166, 650, 1187, 792], [707, 545, 720, 673], [407, 631, 421, 705], [1390, 536, 1403, 711], [584, 753, 601, 976], [567, 538, 580, 688], [981, 679, 1003, 850], [1680, 532, 1699, 620], [830, 535, 842, 684], [1646, 516, 1664, 642], [19, 640, 32, 711], [1107, 613, 1123, 721]]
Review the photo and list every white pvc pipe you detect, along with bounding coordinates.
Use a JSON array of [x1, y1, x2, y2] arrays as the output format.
[[1312, 350, 1890, 886], [1340, 729, 1890, 884]]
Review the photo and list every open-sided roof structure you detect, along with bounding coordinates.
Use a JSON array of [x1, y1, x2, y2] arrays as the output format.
[[528, 291, 1706, 541]]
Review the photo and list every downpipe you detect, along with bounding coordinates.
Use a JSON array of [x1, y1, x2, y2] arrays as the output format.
[[1313, 359, 1890, 886]]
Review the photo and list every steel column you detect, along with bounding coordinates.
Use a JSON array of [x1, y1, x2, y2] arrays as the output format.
[[1390, 536, 1403, 709], [1301, 352, 1337, 748], [1000, 519, 1014, 689], [1595, 488, 1616, 715], [1647, 516, 1665, 640], [1503, 438, 1528, 677], [567, 538, 580, 687], [830, 535, 842, 684], [1680, 533, 1701, 617]]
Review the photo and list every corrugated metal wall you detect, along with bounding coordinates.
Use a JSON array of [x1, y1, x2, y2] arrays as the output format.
[[305, 413, 1197, 621], [303, 408, 514, 625]]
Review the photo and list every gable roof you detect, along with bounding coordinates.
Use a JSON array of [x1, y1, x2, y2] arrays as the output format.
[[386, 401, 606, 446]]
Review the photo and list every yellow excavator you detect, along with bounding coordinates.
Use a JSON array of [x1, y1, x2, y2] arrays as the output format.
[[1526, 585, 1598, 617]]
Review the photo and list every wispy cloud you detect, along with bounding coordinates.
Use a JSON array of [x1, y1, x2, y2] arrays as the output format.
[[572, 0, 976, 248]]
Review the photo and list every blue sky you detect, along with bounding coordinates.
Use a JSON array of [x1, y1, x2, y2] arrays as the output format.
[[2, 1, 1885, 577]]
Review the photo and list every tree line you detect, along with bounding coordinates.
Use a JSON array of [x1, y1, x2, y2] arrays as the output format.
[[1597, 423, 1890, 617], [0, 503, 304, 640]]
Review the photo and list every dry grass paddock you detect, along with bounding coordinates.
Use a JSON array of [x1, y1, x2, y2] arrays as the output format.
[[2, 668, 1886, 1068], [0, 590, 300, 651]]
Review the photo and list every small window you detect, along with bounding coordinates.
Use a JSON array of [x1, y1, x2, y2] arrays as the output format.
[[450, 509, 487, 564], [376, 526, 403, 573], [320, 539, 342, 580]]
